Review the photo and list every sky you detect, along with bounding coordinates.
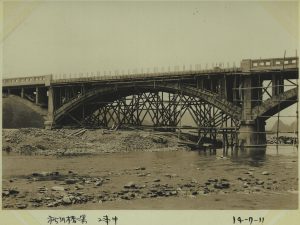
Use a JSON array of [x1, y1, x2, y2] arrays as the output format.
[[1, 1, 299, 129]]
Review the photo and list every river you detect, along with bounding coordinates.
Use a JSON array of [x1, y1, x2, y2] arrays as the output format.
[[2, 145, 298, 210]]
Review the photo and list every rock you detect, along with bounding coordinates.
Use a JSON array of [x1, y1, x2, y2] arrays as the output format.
[[2, 190, 10, 197], [208, 178, 218, 182], [32, 172, 49, 177], [31, 203, 42, 207], [62, 196, 72, 204], [214, 182, 230, 189], [256, 180, 264, 185], [203, 189, 210, 194], [135, 167, 146, 170], [221, 182, 230, 188], [191, 179, 198, 183], [183, 183, 194, 188], [170, 191, 177, 195], [16, 203, 28, 209], [243, 183, 249, 188], [9, 189, 19, 196], [262, 171, 270, 175], [137, 173, 147, 177], [3, 145, 12, 152], [75, 185, 84, 190], [149, 193, 158, 198], [165, 173, 178, 178], [50, 171, 60, 176], [124, 182, 137, 189], [246, 171, 253, 176], [51, 186, 65, 191], [157, 191, 164, 196], [65, 178, 78, 184], [139, 184, 146, 189], [3, 204, 14, 209], [31, 197, 43, 203], [17, 193, 26, 198], [253, 186, 262, 191], [121, 195, 130, 200], [19, 145, 36, 155], [47, 201, 60, 207], [238, 177, 248, 181], [153, 179, 161, 182], [214, 183, 222, 189], [95, 181, 103, 186], [36, 144, 47, 150]]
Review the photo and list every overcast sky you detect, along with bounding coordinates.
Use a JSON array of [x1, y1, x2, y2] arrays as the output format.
[[3, 1, 298, 77], [2, 1, 299, 128]]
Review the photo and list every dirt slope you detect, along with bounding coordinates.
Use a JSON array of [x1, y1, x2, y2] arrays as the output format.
[[2, 95, 46, 128]]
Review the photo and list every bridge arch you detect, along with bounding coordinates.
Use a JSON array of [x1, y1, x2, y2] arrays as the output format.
[[252, 87, 298, 121], [53, 83, 242, 126]]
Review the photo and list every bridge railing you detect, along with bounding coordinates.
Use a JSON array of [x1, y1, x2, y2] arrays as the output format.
[[2, 57, 298, 86], [2, 75, 52, 87], [50, 67, 242, 84]]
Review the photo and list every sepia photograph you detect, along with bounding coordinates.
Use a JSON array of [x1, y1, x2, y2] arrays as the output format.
[[1, 0, 298, 214]]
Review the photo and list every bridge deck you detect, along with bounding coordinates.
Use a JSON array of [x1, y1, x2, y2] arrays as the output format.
[[2, 57, 298, 87]]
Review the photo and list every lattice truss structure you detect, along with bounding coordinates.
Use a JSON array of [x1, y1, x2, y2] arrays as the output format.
[[82, 91, 239, 142]]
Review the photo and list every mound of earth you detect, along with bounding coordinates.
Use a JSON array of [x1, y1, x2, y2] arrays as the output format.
[[2, 95, 46, 128], [2, 128, 186, 155]]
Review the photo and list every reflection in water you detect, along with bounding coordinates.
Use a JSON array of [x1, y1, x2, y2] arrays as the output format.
[[234, 147, 266, 161], [230, 149, 266, 167], [194, 144, 297, 167]]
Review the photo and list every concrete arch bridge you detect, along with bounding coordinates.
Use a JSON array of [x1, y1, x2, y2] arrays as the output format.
[[2, 56, 298, 148]]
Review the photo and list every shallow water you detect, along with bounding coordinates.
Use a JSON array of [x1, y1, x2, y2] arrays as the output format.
[[2, 146, 298, 209]]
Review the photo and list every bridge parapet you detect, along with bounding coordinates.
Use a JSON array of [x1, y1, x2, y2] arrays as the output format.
[[241, 57, 298, 72], [2, 75, 52, 87]]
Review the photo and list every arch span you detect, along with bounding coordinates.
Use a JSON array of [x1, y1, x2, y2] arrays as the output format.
[[53, 83, 242, 124], [252, 87, 298, 120]]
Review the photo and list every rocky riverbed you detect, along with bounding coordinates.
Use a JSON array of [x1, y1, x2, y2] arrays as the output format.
[[2, 129, 298, 209]]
